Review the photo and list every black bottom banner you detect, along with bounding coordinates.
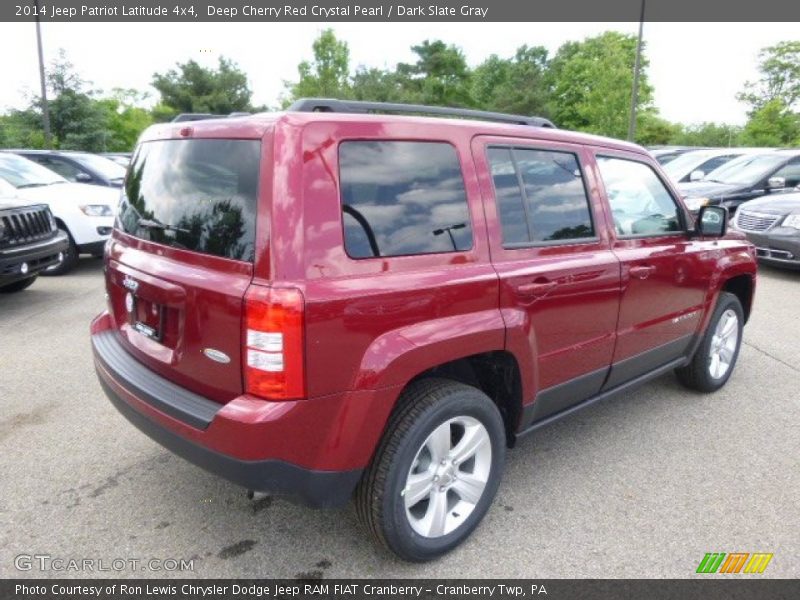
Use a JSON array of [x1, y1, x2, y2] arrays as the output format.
[[2, 579, 799, 600]]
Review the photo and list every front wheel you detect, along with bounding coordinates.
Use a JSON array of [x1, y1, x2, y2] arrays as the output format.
[[675, 292, 744, 392], [355, 378, 506, 562]]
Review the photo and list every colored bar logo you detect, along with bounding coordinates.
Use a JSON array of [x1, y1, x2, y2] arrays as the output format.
[[696, 552, 773, 574]]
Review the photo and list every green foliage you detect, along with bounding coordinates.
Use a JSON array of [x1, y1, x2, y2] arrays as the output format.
[[738, 41, 800, 113], [739, 99, 800, 146], [151, 57, 253, 117], [737, 42, 799, 148], [547, 32, 653, 139], [97, 90, 154, 151], [5, 35, 798, 156], [0, 111, 47, 149], [636, 112, 681, 145], [351, 67, 404, 102], [472, 46, 550, 117], [284, 29, 352, 105], [45, 51, 111, 150], [670, 122, 743, 147], [396, 40, 473, 107]]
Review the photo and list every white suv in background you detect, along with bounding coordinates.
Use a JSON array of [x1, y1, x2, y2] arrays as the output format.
[[0, 153, 118, 274]]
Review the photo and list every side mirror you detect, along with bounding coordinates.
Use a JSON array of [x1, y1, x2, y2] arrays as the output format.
[[696, 205, 728, 237], [689, 169, 705, 182], [75, 172, 92, 183], [767, 176, 786, 190]]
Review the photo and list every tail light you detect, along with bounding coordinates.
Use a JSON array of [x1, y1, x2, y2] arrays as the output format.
[[244, 285, 306, 400]]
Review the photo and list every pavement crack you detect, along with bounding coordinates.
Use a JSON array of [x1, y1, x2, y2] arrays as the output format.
[[743, 341, 800, 373]]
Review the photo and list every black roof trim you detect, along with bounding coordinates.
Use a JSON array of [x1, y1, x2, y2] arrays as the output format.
[[287, 98, 556, 128]]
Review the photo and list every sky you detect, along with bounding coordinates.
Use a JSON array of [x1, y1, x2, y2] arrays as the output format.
[[0, 22, 796, 125]]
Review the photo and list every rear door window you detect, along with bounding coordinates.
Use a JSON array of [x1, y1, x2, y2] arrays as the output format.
[[487, 146, 595, 245], [118, 139, 260, 262], [339, 141, 473, 258]]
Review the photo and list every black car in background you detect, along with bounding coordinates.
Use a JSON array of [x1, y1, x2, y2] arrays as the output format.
[[732, 191, 800, 269], [100, 152, 132, 167], [679, 149, 800, 214], [6, 150, 126, 188]]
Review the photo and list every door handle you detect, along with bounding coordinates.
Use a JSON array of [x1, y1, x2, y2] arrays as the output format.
[[629, 265, 656, 280], [514, 280, 557, 296]]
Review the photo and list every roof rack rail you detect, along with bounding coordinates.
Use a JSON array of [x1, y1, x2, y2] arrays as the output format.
[[287, 98, 556, 128], [171, 112, 251, 123]]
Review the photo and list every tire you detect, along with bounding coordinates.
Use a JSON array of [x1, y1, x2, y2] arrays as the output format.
[[355, 378, 506, 562], [0, 275, 38, 293], [675, 292, 744, 393], [41, 227, 78, 276]]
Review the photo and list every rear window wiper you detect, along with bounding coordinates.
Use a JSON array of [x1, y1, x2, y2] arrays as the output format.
[[137, 218, 190, 234]]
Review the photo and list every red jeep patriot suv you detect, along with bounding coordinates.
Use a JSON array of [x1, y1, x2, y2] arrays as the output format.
[[92, 99, 756, 561]]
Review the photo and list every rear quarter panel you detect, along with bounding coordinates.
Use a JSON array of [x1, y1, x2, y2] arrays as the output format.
[[269, 117, 505, 399]]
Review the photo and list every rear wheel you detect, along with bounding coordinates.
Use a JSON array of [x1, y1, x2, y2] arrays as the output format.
[[0, 276, 38, 293], [41, 227, 78, 276], [355, 378, 506, 561], [675, 292, 744, 392]]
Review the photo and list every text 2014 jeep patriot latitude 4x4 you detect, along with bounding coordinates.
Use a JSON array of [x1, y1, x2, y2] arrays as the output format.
[[92, 99, 757, 561]]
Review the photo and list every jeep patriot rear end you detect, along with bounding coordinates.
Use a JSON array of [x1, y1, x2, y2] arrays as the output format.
[[92, 99, 756, 561]]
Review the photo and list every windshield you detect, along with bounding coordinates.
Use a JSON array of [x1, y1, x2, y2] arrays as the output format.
[[0, 154, 66, 188], [663, 151, 715, 177], [0, 177, 18, 197], [704, 154, 787, 186], [70, 153, 127, 180]]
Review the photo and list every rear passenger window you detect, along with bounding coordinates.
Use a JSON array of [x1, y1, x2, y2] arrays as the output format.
[[487, 147, 595, 245], [596, 156, 682, 236], [339, 141, 472, 258]]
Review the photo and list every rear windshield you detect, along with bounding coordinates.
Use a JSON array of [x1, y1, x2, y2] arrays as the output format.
[[118, 139, 260, 262]]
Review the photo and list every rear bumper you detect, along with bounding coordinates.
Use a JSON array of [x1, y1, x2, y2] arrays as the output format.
[[98, 374, 361, 507], [91, 324, 383, 508], [0, 231, 69, 285]]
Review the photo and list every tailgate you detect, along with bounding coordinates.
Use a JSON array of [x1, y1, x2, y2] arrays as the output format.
[[106, 138, 262, 403]]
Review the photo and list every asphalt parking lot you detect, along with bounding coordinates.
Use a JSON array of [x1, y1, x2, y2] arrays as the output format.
[[1, 259, 798, 579]]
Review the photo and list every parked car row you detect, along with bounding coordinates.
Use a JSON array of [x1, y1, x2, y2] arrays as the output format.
[[676, 149, 800, 214], [7, 149, 128, 187], [648, 146, 800, 268], [0, 151, 123, 289]]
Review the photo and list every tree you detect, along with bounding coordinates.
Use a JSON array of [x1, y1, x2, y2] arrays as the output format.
[[351, 67, 404, 102], [396, 40, 473, 107], [472, 46, 550, 117], [284, 29, 351, 104], [739, 99, 800, 146], [0, 50, 150, 151], [152, 57, 253, 118], [670, 122, 743, 147], [97, 89, 153, 151], [37, 50, 110, 151], [635, 112, 681, 145], [0, 110, 46, 148], [738, 41, 800, 113], [546, 32, 653, 138]]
